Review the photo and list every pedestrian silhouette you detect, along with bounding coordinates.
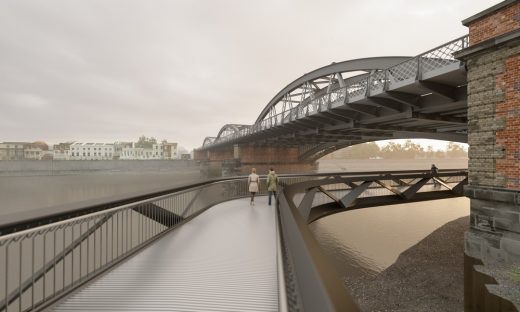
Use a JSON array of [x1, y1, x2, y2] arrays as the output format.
[[248, 168, 259, 205], [431, 164, 439, 187]]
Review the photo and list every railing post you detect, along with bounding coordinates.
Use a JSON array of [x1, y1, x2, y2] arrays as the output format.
[[383, 69, 389, 91], [417, 56, 423, 80], [365, 72, 372, 97]]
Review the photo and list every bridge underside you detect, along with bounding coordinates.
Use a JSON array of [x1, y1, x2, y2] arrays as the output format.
[[233, 72, 467, 162], [197, 38, 469, 166]]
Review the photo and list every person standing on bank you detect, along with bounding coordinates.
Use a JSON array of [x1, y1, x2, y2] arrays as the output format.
[[267, 168, 278, 206], [248, 168, 259, 205], [431, 164, 439, 186]]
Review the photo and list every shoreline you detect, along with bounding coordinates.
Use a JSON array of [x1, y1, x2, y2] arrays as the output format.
[[345, 216, 468, 311]]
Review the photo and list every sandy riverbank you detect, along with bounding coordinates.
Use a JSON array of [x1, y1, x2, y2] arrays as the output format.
[[345, 216, 468, 311]]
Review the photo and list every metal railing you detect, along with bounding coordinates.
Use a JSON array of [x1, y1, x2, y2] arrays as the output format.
[[0, 175, 312, 312], [0, 170, 468, 312], [201, 35, 469, 149], [276, 169, 467, 311]]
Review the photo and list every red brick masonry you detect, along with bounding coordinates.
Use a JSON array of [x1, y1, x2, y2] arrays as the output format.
[[496, 54, 520, 190], [469, 1, 520, 45]]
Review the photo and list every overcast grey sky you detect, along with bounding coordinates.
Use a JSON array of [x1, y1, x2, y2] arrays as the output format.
[[0, 0, 497, 150]]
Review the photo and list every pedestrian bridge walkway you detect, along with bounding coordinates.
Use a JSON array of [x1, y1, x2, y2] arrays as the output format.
[[49, 198, 279, 312], [0, 170, 468, 312]]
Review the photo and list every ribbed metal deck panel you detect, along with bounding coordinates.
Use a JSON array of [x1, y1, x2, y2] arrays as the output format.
[[50, 197, 279, 311]]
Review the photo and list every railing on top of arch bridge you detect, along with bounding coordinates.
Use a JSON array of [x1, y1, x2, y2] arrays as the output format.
[[203, 35, 469, 149]]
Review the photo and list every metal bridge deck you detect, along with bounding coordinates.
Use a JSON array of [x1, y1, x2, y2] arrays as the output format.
[[49, 197, 279, 312]]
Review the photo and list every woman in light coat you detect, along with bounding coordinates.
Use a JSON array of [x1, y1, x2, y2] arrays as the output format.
[[248, 168, 260, 205]]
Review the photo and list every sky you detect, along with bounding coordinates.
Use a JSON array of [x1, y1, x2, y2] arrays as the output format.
[[0, 0, 498, 151]]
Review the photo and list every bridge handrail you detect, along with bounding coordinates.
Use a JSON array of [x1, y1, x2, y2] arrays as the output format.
[[276, 169, 468, 310], [0, 174, 314, 312], [0, 169, 467, 312], [0, 169, 462, 235], [200, 35, 469, 149]]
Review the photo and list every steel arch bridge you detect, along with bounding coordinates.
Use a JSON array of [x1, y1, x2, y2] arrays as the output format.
[[198, 36, 469, 161]]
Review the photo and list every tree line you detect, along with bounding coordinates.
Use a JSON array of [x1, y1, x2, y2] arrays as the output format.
[[325, 140, 467, 159]]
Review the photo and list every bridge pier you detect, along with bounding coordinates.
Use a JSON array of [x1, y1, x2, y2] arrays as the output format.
[[455, 1, 520, 310], [195, 144, 316, 177]]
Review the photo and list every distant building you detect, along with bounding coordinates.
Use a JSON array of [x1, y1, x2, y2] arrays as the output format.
[[180, 153, 191, 160], [53, 142, 73, 160], [0, 142, 27, 160], [41, 151, 54, 160], [120, 143, 164, 160], [162, 142, 178, 160], [24, 148, 43, 160], [69, 143, 114, 160], [113, 142, 133, 160]]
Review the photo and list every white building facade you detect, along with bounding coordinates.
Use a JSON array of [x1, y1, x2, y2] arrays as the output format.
[[69, 143, 114, 160], [120, 144, 165, 160], [24, 148, 43, 160]]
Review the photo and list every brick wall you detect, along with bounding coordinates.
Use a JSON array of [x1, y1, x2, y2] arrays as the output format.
[[468, 1, 520, 45], [466, 47, 508, 187], [496, 53, 520, 189], [207, 148, 234, 161], [464, 2, 520, 189], [239, 145, 301, 163]]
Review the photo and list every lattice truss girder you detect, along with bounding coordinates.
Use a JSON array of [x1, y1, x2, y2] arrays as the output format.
[[200, 36, 469, 154]]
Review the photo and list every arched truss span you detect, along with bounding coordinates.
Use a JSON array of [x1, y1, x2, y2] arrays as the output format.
[[202, 137, 216, 147], [254, 57, 411, 125], [198, 35, 470, 151], [216, 124, 251, 141]]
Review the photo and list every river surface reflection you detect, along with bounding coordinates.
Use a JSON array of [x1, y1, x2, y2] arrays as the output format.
[[309, 197, 469, 279]]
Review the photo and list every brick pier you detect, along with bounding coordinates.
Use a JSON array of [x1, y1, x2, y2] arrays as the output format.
[[194, 144, 316, 177], [454, 0, 520, 310]]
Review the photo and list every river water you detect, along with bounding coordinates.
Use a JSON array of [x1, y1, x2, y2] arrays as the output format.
[[0, 158, 469, 287], [309, 197, 469, 279], [313, 158, 469, 280]]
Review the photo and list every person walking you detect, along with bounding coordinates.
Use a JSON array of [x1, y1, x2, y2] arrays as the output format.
[[431, 164, 439, 187], [248, 168, 259, 205], [267, 168, 278, 206]]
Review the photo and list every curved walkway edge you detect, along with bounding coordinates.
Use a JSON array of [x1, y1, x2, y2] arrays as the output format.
[[49, 197, 279, 312]]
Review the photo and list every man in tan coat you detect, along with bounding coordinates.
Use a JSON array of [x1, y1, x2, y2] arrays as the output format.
[[267, 168, 278, 206]]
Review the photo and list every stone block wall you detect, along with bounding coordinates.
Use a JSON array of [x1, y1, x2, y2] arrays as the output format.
[[466, 40, 520, 187], [456, 1, 520, 310]]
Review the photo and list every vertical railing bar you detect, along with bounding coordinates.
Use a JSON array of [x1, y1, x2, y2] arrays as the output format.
[[53, 230, 57, 297], [43, 233, 46, 301], [79, 223, 83, 284], [71, 225, 74, 288], [111, 216, 114, 262], [19, 238, 23, 312], [94, 220, 98, 274], [99, 218, 103, 268], [116, 212, 119, 259], [5, 243, 9, 312], [86, 221, 90, 280], [104, 219, 108, 266], [31, 235, 35, 310], [62, 227, 65, 293]]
